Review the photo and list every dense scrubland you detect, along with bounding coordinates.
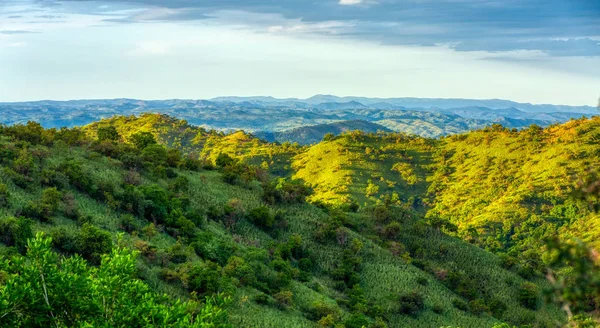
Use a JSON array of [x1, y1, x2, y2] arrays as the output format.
[[0, 113, 598, 327]]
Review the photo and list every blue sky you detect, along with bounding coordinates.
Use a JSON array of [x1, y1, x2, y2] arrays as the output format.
[[0, 0, 599, 105]]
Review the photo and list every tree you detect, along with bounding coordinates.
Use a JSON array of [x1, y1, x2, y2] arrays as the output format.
[[0, 233, 231, 327], [129, 132, 157, 150], [247, 206, 275, 229], [215, 153, 235, 168], [518, 282, 540, 310], [76, 223, 113, 264], [399, 291, 425, 316], [426, 216, 458, 234], [97, 126, 120, 142], [365, 180, 379, 197], [323, 133, 335, 142]]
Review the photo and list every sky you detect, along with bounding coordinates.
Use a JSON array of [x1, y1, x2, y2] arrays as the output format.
[[0, 0, 599, 105]]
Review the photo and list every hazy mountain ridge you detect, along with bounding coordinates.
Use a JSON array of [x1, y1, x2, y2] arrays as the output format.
[[0, 97, 593, 143], [254, 120, 391, 144]]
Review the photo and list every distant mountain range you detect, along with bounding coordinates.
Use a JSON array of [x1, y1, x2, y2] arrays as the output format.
[[254, 120, 391, 145], [0, 96, 595, 144], [210, 95, 597, 113]]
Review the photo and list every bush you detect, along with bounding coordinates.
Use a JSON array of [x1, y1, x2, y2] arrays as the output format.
[[518, 282, 540, 310], [432, 304, 444, 314], [399, 291, 425, 316], [262, 178, 311, 205], [181, 261, 230, 296], [307, 301, 340, 321], [142, 144, 168, 167], [416, 277, 429, 286], [382, 221, 402, 239], [247, 206, 275, 229], [62, 193, 79, 220], [0, 217, 32, 252], [0, 183, 10, 208], [22, 187, 62, 221], [488, 298, 508, 317], [253, 293, 274, 306], [298, 258, 314, 272], [344, 313, 369, 328], [468, 299, 489, 315], [273, 290, 294, 310], [167, 241, 192, 264], [50, 227, 78, 254], [215, 153, 235, 167], [76, 224, 113, 264], [223, 256, 256, 286], [129, 131, 156, 150], [97, 126, 120, 142], [452, 299, 469, 312]]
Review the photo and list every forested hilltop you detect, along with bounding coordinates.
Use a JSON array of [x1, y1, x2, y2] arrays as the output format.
[[0, 114, 598, 327]]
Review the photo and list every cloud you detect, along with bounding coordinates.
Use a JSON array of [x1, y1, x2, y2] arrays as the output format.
[[339, 0, 362, 5], [9, 0, 600, 57], [0, 30, 37, 34]]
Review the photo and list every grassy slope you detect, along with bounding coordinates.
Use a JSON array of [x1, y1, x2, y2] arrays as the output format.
[[85, 114, 600, 246], [0, 133, 565, 327], [85, 114, 600, 249]]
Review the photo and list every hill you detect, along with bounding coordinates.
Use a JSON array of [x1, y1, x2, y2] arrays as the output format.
[[255, 120, 391, 145], [0, 118, 570, 327]]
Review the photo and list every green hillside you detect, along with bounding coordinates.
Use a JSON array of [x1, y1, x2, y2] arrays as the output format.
[[85, 115, 600, 259], [0, 118, 573, 327]]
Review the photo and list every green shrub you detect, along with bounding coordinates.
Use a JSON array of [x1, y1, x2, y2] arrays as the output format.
[[518, 282, 540, 310], [344, 313, 369, 328], [223, 256, 256, 287], [432, 304, 444, 314], [50, 227, 78, 254], [469, 299, 489, 315], [382, 221, 402, 239], [97, 126, 120, 142], [399, 291, 425, 316], [247, 206, 275, 229], [119, 214, 140, 233], [306, 301, 340, 321], [273, 290, 294, 310], [298, 258, 314, 272], [252, 293, 274, 306], [0, 217, 32, 252], [166, 241, 192, 264], [0, 183, 10, 208], [416, 276, 429, 286], [181, 261, 230, 296], [215, 153, 235, 167], [488, 298, 508, 317], [452, 299, 468, 312], [129, 131, 156, 150], [76, 224, 113, 264]]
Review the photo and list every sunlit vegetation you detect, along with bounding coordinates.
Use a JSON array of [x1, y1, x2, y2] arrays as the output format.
[[1, 114, 599, 327]]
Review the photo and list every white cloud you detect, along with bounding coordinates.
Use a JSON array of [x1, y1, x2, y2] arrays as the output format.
[[339, 0, 362, 5]]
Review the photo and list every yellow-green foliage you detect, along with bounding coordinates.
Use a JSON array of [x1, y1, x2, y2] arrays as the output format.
[[292, 131, 433, 207], [85, 114, 303, 175], [428, 118, 600, 249]]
